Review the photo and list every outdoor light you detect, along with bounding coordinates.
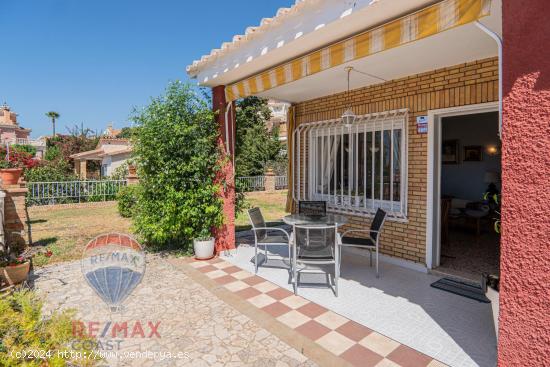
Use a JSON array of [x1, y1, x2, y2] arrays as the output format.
[[342, 67, 356, 128]]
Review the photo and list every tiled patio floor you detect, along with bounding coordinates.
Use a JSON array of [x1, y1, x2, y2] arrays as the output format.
[[187, 257, 446, 367], [223, 236, 497, 367]]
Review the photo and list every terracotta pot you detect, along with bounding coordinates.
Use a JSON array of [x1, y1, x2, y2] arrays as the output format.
[[193, 237, 215, 260], [128, 165, 137, 175], [0, 261, 30, 286], [0, 168, 23, 185]]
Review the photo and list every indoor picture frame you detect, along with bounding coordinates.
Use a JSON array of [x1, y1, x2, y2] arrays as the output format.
[[442, 139, 459, 164], [464, 145, 483, 162]]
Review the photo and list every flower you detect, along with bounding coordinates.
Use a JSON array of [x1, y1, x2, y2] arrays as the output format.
[[45, 249, 53, 258]]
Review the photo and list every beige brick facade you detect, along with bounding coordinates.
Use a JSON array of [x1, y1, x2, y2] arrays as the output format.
[[294, 57, 499, 264]]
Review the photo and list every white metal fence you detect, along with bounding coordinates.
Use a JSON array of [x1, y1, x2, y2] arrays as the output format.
[[235, 175, 287, 192], [27, 180, 127, 206]]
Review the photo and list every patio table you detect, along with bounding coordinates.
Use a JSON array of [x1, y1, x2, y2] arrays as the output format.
[[282, 213, 348, 227]]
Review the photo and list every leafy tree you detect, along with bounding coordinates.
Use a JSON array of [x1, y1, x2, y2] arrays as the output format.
[[131, 81, 223, 249], [45, 111, 60, 136], [235, 97, 283, 176], [12, 144, 37, 156], [116, 126, 135, 139]]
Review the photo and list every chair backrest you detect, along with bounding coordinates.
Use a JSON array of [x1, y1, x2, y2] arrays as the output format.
[[298, 201, 327, 216], [294, 224, 337, 261], [370, 208, 387, 241], [248, 207, 267, 240]]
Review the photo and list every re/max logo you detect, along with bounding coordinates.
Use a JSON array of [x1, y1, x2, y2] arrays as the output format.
[[72, 320, 161, 338]]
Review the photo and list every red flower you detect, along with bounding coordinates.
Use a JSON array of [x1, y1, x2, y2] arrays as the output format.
[[45, 249, 53, 258]]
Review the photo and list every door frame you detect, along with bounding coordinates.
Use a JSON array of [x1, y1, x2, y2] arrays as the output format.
[[425, 102, 499, 269]]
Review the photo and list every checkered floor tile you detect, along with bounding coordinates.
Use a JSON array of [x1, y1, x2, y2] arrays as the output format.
[[189, 257, 447, 367]]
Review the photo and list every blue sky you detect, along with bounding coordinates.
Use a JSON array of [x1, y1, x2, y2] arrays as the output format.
[[1, 0, 294, 138]]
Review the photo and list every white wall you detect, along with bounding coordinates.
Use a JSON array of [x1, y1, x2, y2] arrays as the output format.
[[441, 112, 500, 201], [101, 153, 131, 177]]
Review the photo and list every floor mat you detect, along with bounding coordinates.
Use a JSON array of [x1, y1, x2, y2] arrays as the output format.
[[430, 277, 490, 303]]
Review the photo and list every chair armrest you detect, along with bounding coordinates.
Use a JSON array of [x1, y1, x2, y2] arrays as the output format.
[[341, 229, 379, 237], [252, 227, 290, 239]]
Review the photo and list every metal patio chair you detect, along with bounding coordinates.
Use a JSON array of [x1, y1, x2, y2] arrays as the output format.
[[340, 208, 387, 278], [248, 207, 291, 273], [291, 223, 341, 296]]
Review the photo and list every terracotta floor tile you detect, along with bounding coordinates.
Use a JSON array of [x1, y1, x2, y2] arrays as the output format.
[[223, 265, 243, 274], [205, 269, 227, 279], [336, 320, 373, 342], [242, 276, 265, 286], [315, 330, 355, 356], [208, 257, 223, 264], [314, 310, 349, 330], [262, 301, 292, 318], [359, 333, 400, 357], [197, 264, 217, 273], [297, 302, 328, 319], [277, 310, 310, 329], [214, 275, 237, 285], [386, 345, 433, 367], [253, 281, 279, 293], [248, 294, 277, 308], [295, 320, 331, 341], [341, 344, 385, 367], [235, 287, 262, 300], [266, 287, 294, 300], [189, 261, 210, 268], [232, 270, 253, 280], [280, 295, 310, 309], [212, 261, 233, 269], [224, 280, 249, 292], [426, 360, 447, 367], [375, 359, 402, 367]]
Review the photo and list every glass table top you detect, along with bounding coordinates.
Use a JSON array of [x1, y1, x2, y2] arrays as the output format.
[[282, 213, 348, 227]]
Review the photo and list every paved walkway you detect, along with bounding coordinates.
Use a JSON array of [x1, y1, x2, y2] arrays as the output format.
[[34, 255, 317, 367]]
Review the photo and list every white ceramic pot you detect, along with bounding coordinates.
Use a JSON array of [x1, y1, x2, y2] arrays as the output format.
[[193, 237, 215, 260]]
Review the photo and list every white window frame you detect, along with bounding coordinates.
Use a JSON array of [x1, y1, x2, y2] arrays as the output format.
[[293, 109, 408, 220]]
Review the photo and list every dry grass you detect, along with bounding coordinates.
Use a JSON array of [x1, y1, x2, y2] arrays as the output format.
[[236, 190, 289, 229], [28, 203, 132, 267], [28, 190, 289, 267]]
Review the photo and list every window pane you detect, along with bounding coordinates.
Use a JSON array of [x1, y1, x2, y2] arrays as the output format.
[[358, 132, 365, 198], [374, 131, 381, 199], [366, 132, 373, 199], [316, 136, 323, 194], [393, 129, 401, 201], [383, 130, 392, 201]]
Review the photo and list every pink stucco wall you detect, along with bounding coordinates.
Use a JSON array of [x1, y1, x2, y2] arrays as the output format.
[[212, 85, 236, 253], [500, 1, 550, 365]]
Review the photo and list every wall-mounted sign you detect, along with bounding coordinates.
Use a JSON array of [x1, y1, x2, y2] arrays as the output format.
[[416, 116, 428, 134]]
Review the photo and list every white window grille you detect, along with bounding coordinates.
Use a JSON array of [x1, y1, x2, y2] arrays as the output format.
[[292, 109, 408, 220]]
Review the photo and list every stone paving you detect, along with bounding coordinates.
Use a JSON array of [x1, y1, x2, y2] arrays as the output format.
[[33, 254, 317, 367]]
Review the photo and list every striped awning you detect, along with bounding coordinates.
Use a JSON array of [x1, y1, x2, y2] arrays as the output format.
[[226, 0, 491, 102]]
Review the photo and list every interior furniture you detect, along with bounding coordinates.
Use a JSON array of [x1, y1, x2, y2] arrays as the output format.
[[340, 208, 387, 278]]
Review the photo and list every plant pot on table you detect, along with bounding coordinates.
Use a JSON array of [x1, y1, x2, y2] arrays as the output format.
[[0, 261, 31, 286], [193, 237, 215, 260], [0, 168, 23, 185]]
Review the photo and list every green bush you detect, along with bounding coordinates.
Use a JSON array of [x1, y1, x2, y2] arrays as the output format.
[[44, 145, 61, 161], [0, 290, 99, 366], [116, 184, 141, 218], [24, 160, 76, 182], [12, 144, 37, 156], [131, 81, 223, 249]]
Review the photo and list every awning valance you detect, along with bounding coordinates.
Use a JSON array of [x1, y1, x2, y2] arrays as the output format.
[[226, 0, 491, 102]]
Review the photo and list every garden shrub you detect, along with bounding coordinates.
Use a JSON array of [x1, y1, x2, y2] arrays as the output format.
[[0, 290, 99, 366], [116, 185, 141, 218], [12, 144, 37, 156], [24, 159, 76, 182], [131, 82, 223, 249]]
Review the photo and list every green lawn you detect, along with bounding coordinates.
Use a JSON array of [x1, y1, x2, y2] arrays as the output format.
[[29, 190, 289, 267]]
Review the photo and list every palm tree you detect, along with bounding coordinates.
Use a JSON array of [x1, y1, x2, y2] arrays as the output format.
[[45, 111, 60, 137]]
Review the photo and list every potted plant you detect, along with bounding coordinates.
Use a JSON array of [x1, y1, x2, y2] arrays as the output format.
[[0, 242, 32, 287], [127, 158, 137, 176], [193, 229, 215, 260], [0, 159, 23, 185]]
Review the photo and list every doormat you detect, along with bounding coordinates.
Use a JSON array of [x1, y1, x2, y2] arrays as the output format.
[[430, 277, 490, 303]]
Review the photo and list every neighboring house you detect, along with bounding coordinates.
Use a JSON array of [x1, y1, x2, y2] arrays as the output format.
[[267, 99, 289, 142], [0, 103, 46, 158], [70, 138, 132, 179], [187, 0, 549, 364]]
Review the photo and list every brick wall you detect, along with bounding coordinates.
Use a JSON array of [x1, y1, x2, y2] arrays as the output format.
[[294, 57, 499, 264], [2, 186, 29, 251]]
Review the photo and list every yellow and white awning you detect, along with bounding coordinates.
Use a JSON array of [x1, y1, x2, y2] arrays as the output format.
[[226, 0, 491, 102]]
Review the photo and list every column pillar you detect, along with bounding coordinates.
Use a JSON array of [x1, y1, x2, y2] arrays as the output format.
[[212, 85, 236, 253], [79, 160, 87, 180], [499, 1, 550, 365]]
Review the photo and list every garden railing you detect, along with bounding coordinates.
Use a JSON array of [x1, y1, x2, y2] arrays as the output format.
[[26, 180, 127, 206]]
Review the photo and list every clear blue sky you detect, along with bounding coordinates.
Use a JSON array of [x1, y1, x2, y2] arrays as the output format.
[[1, 0, 293, 138]]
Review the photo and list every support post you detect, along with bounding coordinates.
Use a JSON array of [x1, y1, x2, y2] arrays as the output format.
[[212, 85, 236, 254], [499, 1, 550, 365]]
